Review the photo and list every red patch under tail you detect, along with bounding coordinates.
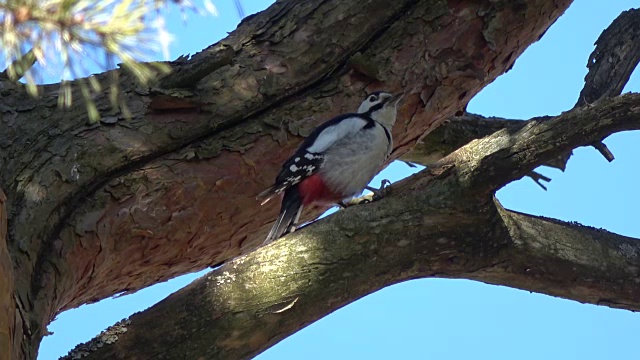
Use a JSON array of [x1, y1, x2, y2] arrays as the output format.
[[298, 174, 343, 206]]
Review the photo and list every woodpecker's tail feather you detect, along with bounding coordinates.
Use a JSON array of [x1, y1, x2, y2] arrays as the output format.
[[257, 185, 277, 205], [264, 186, 303, 244], [257, 184, 288, 205]]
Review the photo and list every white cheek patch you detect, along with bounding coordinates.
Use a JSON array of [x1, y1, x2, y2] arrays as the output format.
[[358, 99, 380, 113]]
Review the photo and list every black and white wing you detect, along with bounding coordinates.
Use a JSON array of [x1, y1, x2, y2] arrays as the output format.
[[257, 114, 371, 203]]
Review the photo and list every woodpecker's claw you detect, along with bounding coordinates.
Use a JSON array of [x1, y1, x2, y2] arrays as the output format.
[[365, 179, 391, 201]]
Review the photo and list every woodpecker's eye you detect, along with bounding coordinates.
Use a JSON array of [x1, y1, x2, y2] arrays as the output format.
[[369, 95, 377, 102]]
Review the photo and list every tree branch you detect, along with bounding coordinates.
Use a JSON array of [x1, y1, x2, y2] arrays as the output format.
[[400, 114, 572, 171], [576, 8, 640, 106], [64, 91, 640, 360], [400, 114, 524, 165], [453, 94, 640, 194], [576, 8, 640, 161], [485, 202, 640, 310], [526, 170, 552, 190]]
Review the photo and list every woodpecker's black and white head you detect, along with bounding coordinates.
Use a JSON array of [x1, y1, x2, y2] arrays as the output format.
[[357, 91, 404, 128]]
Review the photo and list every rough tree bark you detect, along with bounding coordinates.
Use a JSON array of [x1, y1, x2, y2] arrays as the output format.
[[2, 0, 639, 359]]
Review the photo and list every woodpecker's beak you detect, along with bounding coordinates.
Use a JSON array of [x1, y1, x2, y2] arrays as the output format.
[[384, 92, 404, 107]]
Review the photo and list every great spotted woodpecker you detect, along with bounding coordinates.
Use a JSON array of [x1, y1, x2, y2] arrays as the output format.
[[258, 91, 404, 243]]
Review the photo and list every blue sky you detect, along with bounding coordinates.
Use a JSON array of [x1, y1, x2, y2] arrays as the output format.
[[38, 1, 640, 359]]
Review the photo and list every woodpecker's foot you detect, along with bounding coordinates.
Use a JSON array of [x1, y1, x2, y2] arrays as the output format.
[[365, 179, 391, 201], [336, 201, 348, 209]]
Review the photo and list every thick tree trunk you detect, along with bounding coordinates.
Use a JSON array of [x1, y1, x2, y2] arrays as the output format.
[[19, 0, 640, 358]]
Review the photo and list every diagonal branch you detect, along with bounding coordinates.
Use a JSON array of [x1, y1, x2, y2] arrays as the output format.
[[401, 113, 525, 165], [401, 114, 571, 171], [453, 93, 640, 194], [576, 8, 640, 107], [63, 92, 640, 360]]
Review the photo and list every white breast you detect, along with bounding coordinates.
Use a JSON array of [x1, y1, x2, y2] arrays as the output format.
[[319, 122, 391, 199]]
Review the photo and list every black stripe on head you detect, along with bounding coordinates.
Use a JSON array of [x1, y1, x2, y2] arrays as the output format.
[[363, 102, 385, 117]]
